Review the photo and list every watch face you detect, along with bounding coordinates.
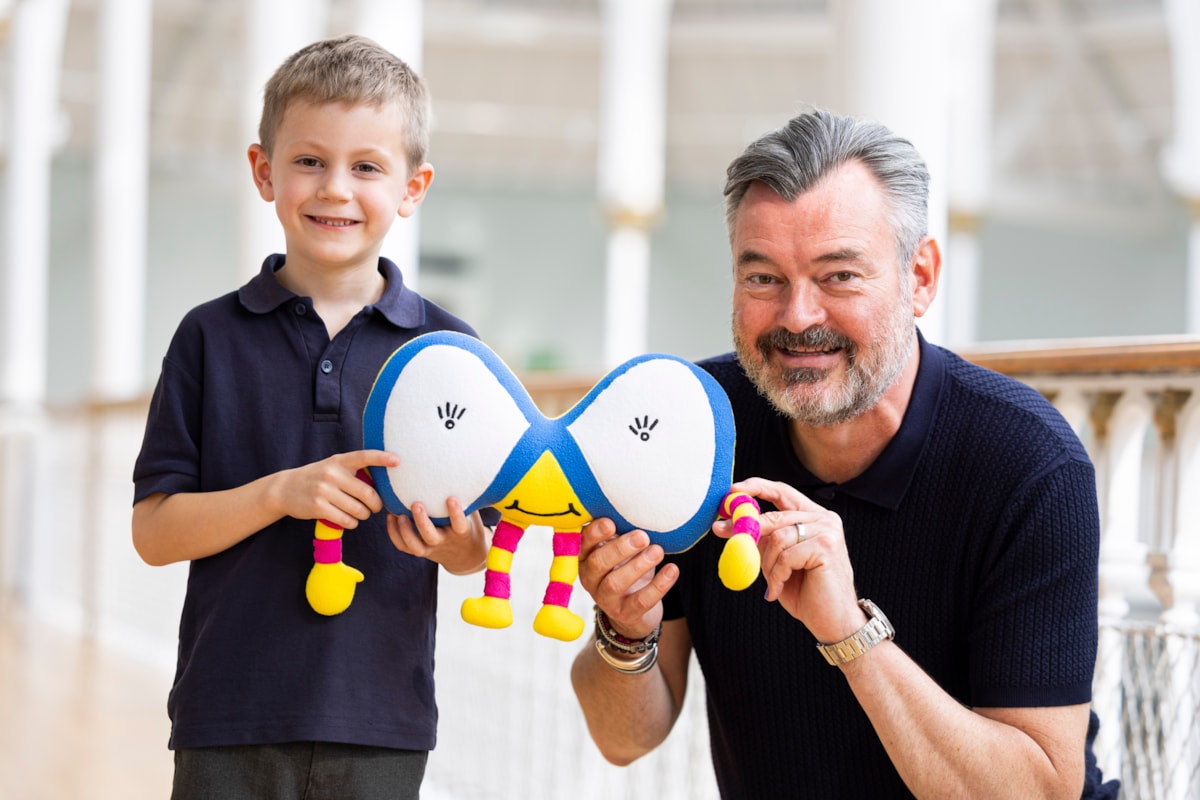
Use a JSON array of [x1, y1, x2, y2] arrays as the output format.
[[859, 599, 895, 638]]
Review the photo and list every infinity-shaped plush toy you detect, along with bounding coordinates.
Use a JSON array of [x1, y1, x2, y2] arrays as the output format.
[[306, 330, 761, 639]]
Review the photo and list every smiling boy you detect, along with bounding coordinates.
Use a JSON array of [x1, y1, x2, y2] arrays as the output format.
[[133, 35, 494, 799]]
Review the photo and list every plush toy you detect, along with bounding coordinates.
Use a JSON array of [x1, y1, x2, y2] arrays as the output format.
[[306, 330, 762, 639]]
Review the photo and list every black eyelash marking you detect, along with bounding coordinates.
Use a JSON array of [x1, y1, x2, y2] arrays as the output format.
[[439, 402, 466, 430], [629, 415, 659, 442]]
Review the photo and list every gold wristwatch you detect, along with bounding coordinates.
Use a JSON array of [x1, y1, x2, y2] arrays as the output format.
[[816, 599, 894, 666]]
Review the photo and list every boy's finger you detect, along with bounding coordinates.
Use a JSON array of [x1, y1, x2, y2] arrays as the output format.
[[347, 449, 401, 470]]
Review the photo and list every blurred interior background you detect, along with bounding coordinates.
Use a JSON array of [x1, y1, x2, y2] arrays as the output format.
[[2, 1, 1198, 798]]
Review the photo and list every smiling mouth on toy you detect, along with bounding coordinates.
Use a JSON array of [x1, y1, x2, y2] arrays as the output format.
[[504, 501, 582, 518]]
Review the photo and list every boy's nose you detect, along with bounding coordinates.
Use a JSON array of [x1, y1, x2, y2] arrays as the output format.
[[317, 171, 352, 202]]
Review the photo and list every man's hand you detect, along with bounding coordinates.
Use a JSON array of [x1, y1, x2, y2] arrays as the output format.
[[711, 477, 865, 645], [577, 518, 679, 640]]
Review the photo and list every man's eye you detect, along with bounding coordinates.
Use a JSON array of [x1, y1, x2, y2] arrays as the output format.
[[746, 274, 777, 286], [829, 272, 855, 283]]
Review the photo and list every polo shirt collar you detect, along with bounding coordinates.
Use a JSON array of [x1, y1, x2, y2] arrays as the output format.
[[238, 254, 426, 328], [785, 330, 945, 511]]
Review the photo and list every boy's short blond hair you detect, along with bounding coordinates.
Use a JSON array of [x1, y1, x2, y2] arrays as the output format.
[[258, 34, 430, 172]]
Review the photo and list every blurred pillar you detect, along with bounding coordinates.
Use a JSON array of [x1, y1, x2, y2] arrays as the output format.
[[0, 0, 68, 610], [944, 0, 998, 347], [348, 0, 425, 289], [1161, 0, 1200, 334], [1, 0, 69, 408], [239, 0, 329, 281], [93, 0, 152, 400], [597, 0, 672, 368], [833, 0, 950, 345]]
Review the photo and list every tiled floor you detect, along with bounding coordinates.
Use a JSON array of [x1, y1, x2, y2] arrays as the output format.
[[0, 605, 175, 800]]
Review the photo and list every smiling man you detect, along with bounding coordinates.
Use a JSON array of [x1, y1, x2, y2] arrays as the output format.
[[571, 108, 1120, 800]]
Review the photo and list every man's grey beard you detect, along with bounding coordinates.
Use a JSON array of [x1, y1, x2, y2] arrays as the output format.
[[734, 318, 915, 427]]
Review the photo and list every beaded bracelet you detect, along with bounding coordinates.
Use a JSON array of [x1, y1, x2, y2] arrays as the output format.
[[593, 605, 661, 656]]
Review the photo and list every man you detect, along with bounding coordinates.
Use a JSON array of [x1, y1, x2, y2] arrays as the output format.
[[571, 108, 1118, 799]]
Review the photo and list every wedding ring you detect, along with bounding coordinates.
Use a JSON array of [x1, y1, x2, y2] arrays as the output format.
[[794, 521, 807, 544]]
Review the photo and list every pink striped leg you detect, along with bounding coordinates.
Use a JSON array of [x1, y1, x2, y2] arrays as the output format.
[[461, 520, 524, 629]]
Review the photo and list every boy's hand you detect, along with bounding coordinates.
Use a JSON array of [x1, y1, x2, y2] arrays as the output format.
[[386, 497, 490, 575], [276, 449, 397, 529]]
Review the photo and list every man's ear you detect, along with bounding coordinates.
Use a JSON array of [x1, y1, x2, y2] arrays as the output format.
[[397, 163, 435, 218], [911, 236, 941, 318], [248, 144, 274, 202]]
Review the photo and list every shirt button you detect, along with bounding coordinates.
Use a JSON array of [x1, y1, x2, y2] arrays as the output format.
[[295, 303, 307, 315], [320, 359, 333, 374]]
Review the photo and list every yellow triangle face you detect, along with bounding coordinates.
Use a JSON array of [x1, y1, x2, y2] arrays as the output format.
[[496, 450, 592, 528]]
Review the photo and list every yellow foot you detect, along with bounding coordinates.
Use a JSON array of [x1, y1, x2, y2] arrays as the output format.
[[718, 533, 761, 591], [461, 596, 514, 629], [532, 604, 585, 641]]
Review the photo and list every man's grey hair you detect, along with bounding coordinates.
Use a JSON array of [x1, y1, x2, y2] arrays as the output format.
[[723, 107, 930, 269]]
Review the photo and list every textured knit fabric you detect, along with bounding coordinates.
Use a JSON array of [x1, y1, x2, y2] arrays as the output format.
[[134, 255, 497, 753], [663, 334, 1119, 799]]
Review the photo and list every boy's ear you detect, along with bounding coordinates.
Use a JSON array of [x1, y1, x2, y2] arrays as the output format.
[[248, 144, 274, 202], [397, 163, 435, 219]]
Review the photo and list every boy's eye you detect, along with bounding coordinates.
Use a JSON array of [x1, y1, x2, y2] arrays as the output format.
[[354, 163, 382, 174], [296, 157, 322, 168]]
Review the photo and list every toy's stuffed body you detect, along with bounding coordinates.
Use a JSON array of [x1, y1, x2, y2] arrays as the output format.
[[306, 331, 761, 640]]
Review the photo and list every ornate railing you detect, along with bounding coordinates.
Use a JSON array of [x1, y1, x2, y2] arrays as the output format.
[[962, 336, 1200, 800]]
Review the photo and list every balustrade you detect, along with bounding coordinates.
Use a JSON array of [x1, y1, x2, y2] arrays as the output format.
[[964, 337, 1200, 799]]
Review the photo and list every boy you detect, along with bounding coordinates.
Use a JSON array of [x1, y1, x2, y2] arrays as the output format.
[[132, 35, 494, 799]]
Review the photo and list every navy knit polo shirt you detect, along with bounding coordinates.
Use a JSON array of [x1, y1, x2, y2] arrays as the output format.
[[134, 255, 495, 751]]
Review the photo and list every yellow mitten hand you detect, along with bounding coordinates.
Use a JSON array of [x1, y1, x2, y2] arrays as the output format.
[[306, 560, 365, 616], [307, 520, 363, 616], [717, 491, 762, 591]]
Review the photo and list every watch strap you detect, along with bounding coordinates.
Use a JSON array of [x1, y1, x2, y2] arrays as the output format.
[[816, 598, 894, 666]]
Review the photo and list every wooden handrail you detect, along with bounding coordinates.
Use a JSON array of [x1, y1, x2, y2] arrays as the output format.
[[31, 336, 1200, 420], [957, 336, 1200, 377]]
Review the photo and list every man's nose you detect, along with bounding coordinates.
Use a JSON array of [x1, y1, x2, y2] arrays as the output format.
[[780, 282, 827, 331]]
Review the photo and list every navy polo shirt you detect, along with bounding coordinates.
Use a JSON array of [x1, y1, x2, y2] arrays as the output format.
[[664, 333, 1112, 798], [134, 254, 489, 751]]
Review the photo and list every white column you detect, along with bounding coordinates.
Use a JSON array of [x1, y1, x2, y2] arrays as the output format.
[[1, 0, 69, 408], [348, 0, 425, 289], [1161, 0, 1200, 333], [597, 0, 672, 368], [239, 0, 329, 280], [1093, 391, 1153, 778], [1160, 392, 1200, 799], [1168, 393, 1200, 626], [92, 0, 153, 400], [0, 0, 68, 612], [944, 0, 997, 347], [833, 0, 949, 345]]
